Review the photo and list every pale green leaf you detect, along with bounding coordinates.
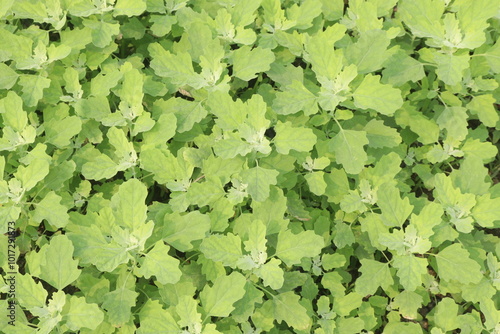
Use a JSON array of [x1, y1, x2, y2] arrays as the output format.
[[148, 43, 205, 88], [395, 105, 440, 145], [305, 171, 327, 196], [345, 30, 391, 74], [206, 91, 247, 131], [273, 291, 311, 330], [275, 229, 324, 266], [200, 272, 246, 317], [64, 296, 104, 331], [32, 191, 69, 229], [273, 80, 318, 116], [333, 292, 363, 317], [67, 225, 129, 272], [329, 130, 368, 174], [137, 300, 180, 334], [355, 259, 393, 296], [83, 20, 120, 48], [399, 0, 445, 41], [239, 166, 279, 202], [434, 298, 460, 332], [392, 290, 423, 321], [114, 0, 146, 16], [110, 179, 148, 230], [15, 274, 48, 310], [200, 233, 243, 267], [467, 94, 499, 127], [392, 255, 428, 291], [175, 295, 201, 329], [304, 24, 346, 80], [255, 258, 284, 290], [435, 244, 482, 284], [353, 74, 403, 115], [162, 211, 211, 252], [135, 241, 182, 285], [382, 50, 425, 86], [18, 75, 51, 107], [0, 91, 26, 132], [232, 46, 275, 81], [274, 121, 317, 154], [0, 63, 18, 90], [434, 52, 469, 86], [81, 153, 119, 180], [39, 235, 81, 290], [472, 194, 500, 228], [363, 119, 402, 148], [45, 116, 82, 148], [377, 183, 414, 227], [102, 288, 138, 327]]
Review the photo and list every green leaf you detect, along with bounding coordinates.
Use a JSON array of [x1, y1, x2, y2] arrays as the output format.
[[0, 92, 26, 132], [274, 121, 317, 154], [162, 211, 211, 252], [141, 113, 177, 148], [395, 105, 440, 145], [18, 74, 51, 107], [435, 244, 482, 284], [32, 191, 69, 229], [472, 194, 500, 228], [255, 258, 284, 290], [273, 80, 318, 116], [83, 19, 120, 48], [304, 171, 327, 196], [135, 241, 182, 285], [114, 0, 146, 16], [232, 45, 275, 81], [81, 153, 119, 180], [363, 119, 402, 148], [392, 290, 423, 320], [0, 63, 19, 90], [333, 292, 363, 317], [102, 287, 138, 327], [384, 322, 423, 334], [137, 300, 180, 334], [436, 106, 468, 146], [467, 94, 499, 127], [148, 43, 205, 88], [67, 224, 129, 272], [39, 235, 81, 290], [353, 74, 403, 115], [355, 259, 393, 296], [392, 255, 428, 291], [434, 52, 469, 86], [329, 130, 368, 174], [206, 91, 247, 131], [275, 229, 324, 266], [273, 291, 311, 330], [200, 272, 246, 317], [399, 0, 445, 41], [345, 29, 391, 74], [382, 50, 425, 86], [200, 233, 243, 267], [175, 296, 201, 330], [304, 24, 346, 80], [434, 298, 460, 332], [110, 179, 148, 230], [240, 166, 279, 202], [45, 116, 82, 148], [16, 274, 48, 310], [64, 296, 104, 331], [377, 183, 414, 227]]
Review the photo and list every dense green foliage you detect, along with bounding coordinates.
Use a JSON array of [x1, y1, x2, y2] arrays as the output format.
[[1, 0, 500, 333]]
